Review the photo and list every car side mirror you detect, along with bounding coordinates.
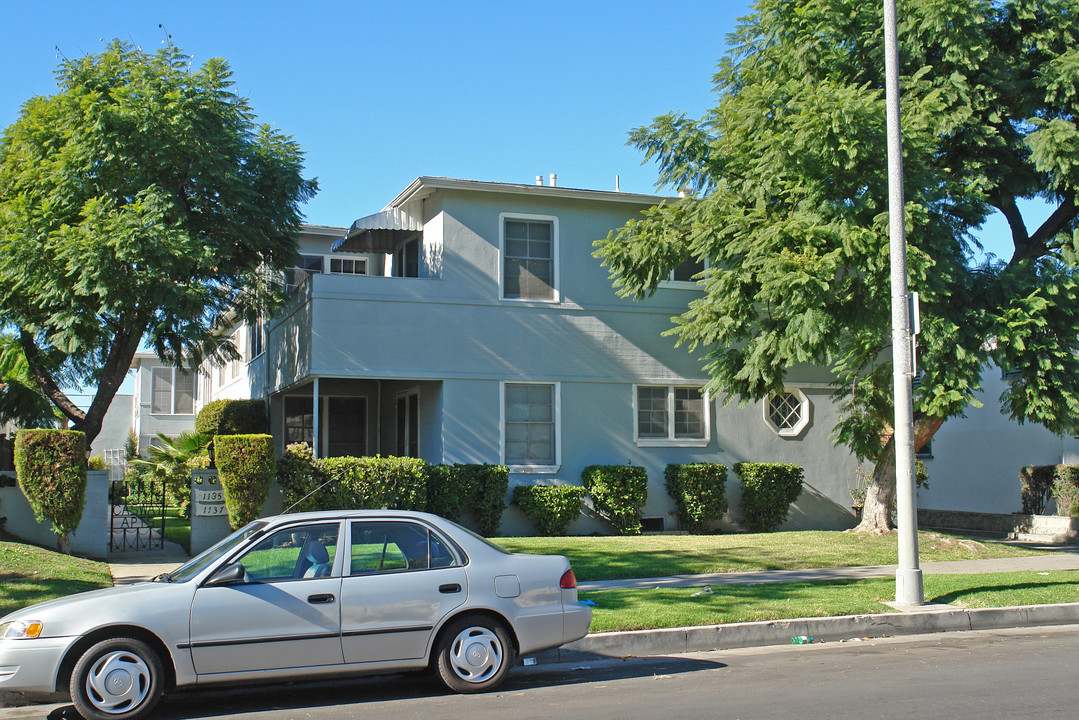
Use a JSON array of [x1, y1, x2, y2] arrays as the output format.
[[204, 562, 247, 587]]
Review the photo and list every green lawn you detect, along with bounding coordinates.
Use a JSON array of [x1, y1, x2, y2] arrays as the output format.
[[582, 570, 1079, 632], [0, 540, 112, 616], [495, 531, 1046, 582]]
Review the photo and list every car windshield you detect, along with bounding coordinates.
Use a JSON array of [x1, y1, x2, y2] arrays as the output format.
[[165, 521, 268, 583]]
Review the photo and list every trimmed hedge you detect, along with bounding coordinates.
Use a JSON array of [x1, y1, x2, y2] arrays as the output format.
[[427, 464, 508, 537], [1021, 465, 1058, 515], [1052, 465, 1079, 517], [196, 399, 269, 437], [734, 462, 805, 532], [13, 429, 87, 550], [277, 443, 326, 513], [582, 464, 648, 535], [513, 484, 586, 536], [215, 434, 276, 529], [664, 463, 728, 533], [319, 456, 427, 511]]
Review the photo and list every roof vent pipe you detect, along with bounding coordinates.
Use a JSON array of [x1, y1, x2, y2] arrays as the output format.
[[615, 175, 621, 192], [535, 175, 543, 186], [549, 173, 557, 187]]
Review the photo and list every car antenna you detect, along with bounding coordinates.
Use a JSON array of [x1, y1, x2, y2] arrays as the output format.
[[281, 472, 337, 515]]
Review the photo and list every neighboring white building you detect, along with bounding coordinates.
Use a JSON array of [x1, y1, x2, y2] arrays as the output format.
[[918, 367, 1079, 515]]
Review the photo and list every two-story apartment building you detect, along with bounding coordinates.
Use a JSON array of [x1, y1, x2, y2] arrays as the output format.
[[206, 177, 867, 534]]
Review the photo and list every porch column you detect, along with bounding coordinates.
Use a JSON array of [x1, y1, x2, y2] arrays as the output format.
[[312, 377, 320, 460]]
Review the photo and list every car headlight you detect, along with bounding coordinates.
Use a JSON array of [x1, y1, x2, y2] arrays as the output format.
[[0, 620, 43, 640]]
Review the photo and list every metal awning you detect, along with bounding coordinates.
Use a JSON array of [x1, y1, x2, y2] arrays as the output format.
[[331, 209, 422, 253]]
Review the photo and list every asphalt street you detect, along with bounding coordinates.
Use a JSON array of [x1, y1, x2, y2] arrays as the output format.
[[5, 624, 1078, 720]]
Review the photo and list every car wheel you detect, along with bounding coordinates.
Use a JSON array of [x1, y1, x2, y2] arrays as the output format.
[[70, 637, 164, 720], [435, 616, 515, 693]]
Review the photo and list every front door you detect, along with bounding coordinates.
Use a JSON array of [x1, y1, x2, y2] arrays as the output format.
[[189, 522, 344, 675], [340, 520, 467, 664]]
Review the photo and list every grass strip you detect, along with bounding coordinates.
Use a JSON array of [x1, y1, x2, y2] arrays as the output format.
[[581, 570, 1079, 632], [497, 531, 1045, 582], [0, 540, 113, 617]]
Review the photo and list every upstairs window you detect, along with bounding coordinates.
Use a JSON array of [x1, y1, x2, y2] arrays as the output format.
[[502, 215, 557, 301], [329, 257, 367, 275], [151, 367, 195, 415], [286, 255, 324, 293]]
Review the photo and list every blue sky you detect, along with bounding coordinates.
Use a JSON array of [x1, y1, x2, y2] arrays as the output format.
[[3, 0, 747, 226], [3, 0, 1046, 257]]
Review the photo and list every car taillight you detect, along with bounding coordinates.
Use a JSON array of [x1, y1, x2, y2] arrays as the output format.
[[560, 569, 577, 589]]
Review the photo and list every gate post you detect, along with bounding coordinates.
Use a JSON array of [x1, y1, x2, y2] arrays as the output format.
[[190, 469, 231, 555]]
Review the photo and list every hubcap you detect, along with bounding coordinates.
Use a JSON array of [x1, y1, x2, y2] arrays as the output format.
[[85, 650, 151, 714], [449, 626, 503, 683]]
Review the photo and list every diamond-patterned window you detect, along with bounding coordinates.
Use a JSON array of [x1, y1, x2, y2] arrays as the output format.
[[765, 390, 810, 437]]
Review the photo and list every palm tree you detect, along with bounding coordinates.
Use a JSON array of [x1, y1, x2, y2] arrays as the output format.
[[131, 431, 212, 516]]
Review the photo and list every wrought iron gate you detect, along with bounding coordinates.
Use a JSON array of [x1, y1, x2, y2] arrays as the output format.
[[109, 476, 166, 552]]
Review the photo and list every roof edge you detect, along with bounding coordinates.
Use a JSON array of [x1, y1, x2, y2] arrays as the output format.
[[385, 176, 675, 210]]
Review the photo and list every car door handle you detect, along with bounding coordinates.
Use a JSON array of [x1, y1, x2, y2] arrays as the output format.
[[439, 583, 462, 594], [307, 593, 336, 604]]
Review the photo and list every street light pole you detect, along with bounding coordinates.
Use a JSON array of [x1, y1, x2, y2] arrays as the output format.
[[883, 0, 924, 606]]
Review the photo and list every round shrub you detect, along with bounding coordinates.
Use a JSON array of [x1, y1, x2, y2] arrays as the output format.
[[215, 434, 276, 529], [13, 429, 87, 551], [582, 464, 648, 535], [196, 399, 268, 436], [734, 462, 805, 532], [664, 463, 728, 533], [513, 484, 585, 536]]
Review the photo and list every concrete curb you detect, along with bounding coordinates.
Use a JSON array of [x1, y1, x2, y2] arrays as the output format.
[[534, 602, 1079, 663]]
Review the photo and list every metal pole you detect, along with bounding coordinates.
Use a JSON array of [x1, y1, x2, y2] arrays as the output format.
[[883, 0, 923, 606]]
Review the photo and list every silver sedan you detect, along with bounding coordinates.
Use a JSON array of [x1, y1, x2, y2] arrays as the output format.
[[0, 510, 591, 720]]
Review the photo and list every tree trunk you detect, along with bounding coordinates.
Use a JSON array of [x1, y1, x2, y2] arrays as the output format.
[[854, 438, 897, 533], [853, 415, 944, 534], [57, 532, 72, 555]]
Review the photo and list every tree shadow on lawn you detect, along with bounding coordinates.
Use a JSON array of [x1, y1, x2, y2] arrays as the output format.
[[929, 580, 1079, 606], [0, 577, 111, 616]]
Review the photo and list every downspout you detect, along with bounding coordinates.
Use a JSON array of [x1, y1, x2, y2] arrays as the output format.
[[376, 380, 382, 456]]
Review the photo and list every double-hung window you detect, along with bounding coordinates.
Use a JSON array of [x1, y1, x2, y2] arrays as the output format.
[[503, 382, 559, 470], [501, 215, 557, 301], [635, 385, 709, 446], [151, 367, 195, 415]]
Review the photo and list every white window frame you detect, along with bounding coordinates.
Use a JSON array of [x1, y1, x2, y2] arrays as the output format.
[[764, 388, 810, 437], [328, 256, 368, 276], [500, 381, 561, 473], [248, 316, 265, 361], [150, 367, 196, 416], [633, 384, 710, 447], [499, 213, 559, 303], [659, 256, 709, 289]]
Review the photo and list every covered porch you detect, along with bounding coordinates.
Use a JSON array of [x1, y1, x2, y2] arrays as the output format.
[[269, 378, 444, 461]]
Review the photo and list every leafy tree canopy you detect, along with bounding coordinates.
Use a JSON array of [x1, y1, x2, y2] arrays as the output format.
[[0, 39, 316, 444], [595, 0, 1079, 529]]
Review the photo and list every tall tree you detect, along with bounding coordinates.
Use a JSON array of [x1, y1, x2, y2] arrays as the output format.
[[595, 0, 1079, 532], [0, 39, 316, 447]]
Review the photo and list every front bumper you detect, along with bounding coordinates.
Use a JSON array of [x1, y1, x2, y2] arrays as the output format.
[[0, 637, 74, 693]]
